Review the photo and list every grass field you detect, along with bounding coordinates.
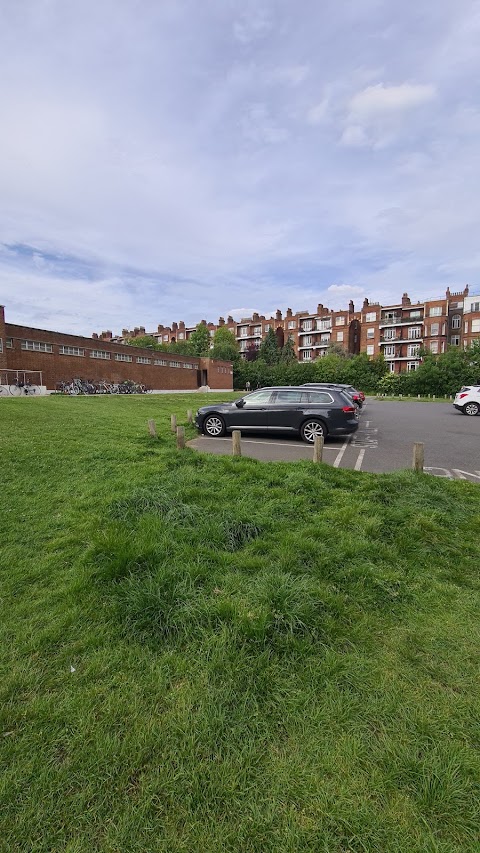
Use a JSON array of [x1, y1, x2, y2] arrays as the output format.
[[1, 394, 480, 853]]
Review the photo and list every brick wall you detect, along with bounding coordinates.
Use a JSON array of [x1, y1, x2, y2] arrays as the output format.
[[3, 315, 233, 391], [0, 306, 7, 371]]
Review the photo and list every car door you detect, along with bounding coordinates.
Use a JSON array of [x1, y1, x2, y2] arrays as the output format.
[[227, 389, 274, 431], [268, 389, 310, 432]]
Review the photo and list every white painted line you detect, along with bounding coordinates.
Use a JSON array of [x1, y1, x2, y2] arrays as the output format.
[[452, 469, 480, 481], [333, 438, 350, 468], [354, 449, 365, 471], [197, 437, 336, 451], [365, 421, 370, 428]]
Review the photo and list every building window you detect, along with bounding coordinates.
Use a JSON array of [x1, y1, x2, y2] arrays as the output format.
[[384, 329, 395, 340], [59, 346, 85, 356], [335, 316, 345, 326], [336, 332, 344, 343], [366, 345, 374, 356], [302, 335, 312, 346], [303, 349, 312, 361], [288, 321, 296, 329], [21, 340, 53, 353], [430, 341, 438, 354], [471, 301, 480, 312], [170, 361, 182, 368], [429, 323, 439, 336], [264, 324, 270, 332], [472, 319, 480, 333], [91, 350, 111, 359], [429, 306, 442, 316], [407, 344, 420, 357], [388, 361, 395, 373], [302, 320, 313, 331], [178, 332, 184, 340], [365, 312, 377, 322], [409, 310, 422, 319], [451, 315, 461, 329], [115, 353, 133, 362], [0, 338, 2, 353], [367, 328, 375, 339], [319, 319, 331, 330], [154, 358, 168, 366], [239, 327, 248, 337], [239, 341, 247, 351], [384, 346, 395, 357], [253, 326, 261, 335], [464, 321, 469, 333], [136, 356, 151, 364], [450, 335, 460, 346], [6, 337, 13, 348], [320, 334, 330, 343], [408, 327, 422, 339], [407, 362, 419, 372], [183, 363, 193, 369]]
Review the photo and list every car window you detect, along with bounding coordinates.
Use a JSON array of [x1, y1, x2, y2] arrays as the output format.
[[273, 390, 307, 403], [307, 391, 334, 404], [242, 390, 273, 406]]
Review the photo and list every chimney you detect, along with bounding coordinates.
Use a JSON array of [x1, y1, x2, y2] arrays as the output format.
[[172, 321, 178, 331], [286, 308, 293, 317], [317, 303, 323, 315], [446, 287, 451, 299], [401, 292, 411, 307], [252, 312, 259, 322], [201, 319, 207, 325], [122, 328, 129, 337], [179, 320, 185, 329], [348, 300, 354, 314], [464, 285, 469, 296], [362, 298, 369, 310], [92, 332, 99, 340], [227, 315, 234, 323], [276, 309, 282, 321]]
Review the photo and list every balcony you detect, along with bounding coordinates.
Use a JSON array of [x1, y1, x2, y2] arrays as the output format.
[[379, 316, 424, 327]]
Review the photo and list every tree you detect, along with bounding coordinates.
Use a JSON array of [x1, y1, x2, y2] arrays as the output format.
[[280, 336, 297, 364], [257, 327, 281, 365], [211, 326, 240, 363], [125, 335, 161, 350], [189, 322, 211, 357]]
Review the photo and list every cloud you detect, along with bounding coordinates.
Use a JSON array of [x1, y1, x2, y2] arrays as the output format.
[[339, 125, 369, 147], [349, 82, 436, 119], [328, 284, 365, 294], [307, 98, 330, 125]]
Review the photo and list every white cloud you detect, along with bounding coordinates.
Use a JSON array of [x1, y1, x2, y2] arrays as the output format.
[[328, 284, 364, 294], [349, 82, 436, 118], [307, 98, 330, 125]]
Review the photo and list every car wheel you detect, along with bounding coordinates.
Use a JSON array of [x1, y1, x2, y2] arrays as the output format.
[[300, 419, 327, 444], [463, 402, 480, 416], [203, 414, 226, 437]]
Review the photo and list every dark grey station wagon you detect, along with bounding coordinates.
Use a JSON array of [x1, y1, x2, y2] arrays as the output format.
[[195, 386, 359, 443]]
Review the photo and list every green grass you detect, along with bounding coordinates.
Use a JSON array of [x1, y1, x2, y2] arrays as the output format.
[[375, 395, 454, 403], [1, 394, 480, 852]]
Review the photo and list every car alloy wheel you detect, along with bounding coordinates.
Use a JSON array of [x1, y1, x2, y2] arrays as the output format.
[[203, 414, 226, 437], [463, 402, 480, 416], [301, 419, 326, 443]]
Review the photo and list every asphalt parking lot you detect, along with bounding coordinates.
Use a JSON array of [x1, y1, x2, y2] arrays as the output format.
[[189, 399, 480, 483]]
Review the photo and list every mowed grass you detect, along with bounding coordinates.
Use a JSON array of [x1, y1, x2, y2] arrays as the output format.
[[1, 394, 480, 853]]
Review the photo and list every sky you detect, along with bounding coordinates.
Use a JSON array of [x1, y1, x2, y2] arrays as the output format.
[[1, 0, 480, 335]]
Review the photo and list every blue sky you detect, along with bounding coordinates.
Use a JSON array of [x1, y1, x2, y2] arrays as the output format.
[[1, 0, 479, 335]]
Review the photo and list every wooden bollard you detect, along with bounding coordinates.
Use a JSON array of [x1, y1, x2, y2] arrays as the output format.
[[313, 435, 323, 463], [187, 409, 193, 424], [176, 426, 185, 450], [412, 442, 424, 473], [147, 419, 157, 438], [232, 430, 241, 457], [171, 414, 177, 433]]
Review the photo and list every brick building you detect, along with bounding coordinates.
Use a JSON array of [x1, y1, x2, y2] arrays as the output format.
[[117, 285, 479, 372], [0, 306, 233, 392]]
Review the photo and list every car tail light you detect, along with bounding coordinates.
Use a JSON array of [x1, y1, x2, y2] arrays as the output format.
[[342, 405, 356, 413], [459, 393, 468, 399]]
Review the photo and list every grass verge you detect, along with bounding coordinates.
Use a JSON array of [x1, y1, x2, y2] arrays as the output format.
[[1, 394, 480, 852]]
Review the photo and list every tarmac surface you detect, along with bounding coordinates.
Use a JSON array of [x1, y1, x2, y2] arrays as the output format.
[[189, 399, 480, 483]]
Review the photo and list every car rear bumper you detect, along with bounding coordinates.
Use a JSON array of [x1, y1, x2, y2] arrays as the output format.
[[329, 420, 359, 435]]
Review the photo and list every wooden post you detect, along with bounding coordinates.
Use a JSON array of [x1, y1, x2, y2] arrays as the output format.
[[232, 430, 241, 457], [171, 414, 177, 433], [147, 419, 157, 438], [187, 409, 193, 424], [313, 435, 323, 463], [433, 394, 436, 400], [176, 425, 185, 449], [412, 442, 424, 473]]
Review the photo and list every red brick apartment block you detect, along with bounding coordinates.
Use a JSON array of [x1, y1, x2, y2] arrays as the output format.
[[1, 306, 233, 391]]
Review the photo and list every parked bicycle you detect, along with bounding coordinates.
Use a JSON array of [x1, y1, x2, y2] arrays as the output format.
[[55, 378, 149, 395], [0, 381, 40, 397]]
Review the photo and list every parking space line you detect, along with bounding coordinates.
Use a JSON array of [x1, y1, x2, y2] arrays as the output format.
[[333, 438, 351, 468], [354, 449, 365, 471]]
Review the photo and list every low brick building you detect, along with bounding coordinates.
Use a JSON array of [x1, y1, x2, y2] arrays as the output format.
[[0, 306, 233, 392]]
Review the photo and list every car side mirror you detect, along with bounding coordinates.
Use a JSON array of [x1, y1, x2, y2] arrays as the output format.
[[235, 398, 245, 408]]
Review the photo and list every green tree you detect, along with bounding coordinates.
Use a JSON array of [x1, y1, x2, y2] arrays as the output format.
[[167, 340, 194, 355], [189, 322, 211, 357], [211, 326, 240, 363], [257, 327, 281, 365], [280, 336, 297, 364], [125, 335, 161, 350]]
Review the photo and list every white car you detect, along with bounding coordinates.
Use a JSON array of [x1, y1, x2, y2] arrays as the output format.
[[453, 385, 480, 416]]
